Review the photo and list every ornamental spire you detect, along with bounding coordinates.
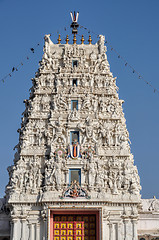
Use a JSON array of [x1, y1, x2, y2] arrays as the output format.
[[70, 11, 79, 37]]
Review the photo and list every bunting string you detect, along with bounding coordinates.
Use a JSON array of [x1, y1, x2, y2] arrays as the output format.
[[0, 25, 70, 84], [1, 23, 159, 95], [79, 24, 159, 95]]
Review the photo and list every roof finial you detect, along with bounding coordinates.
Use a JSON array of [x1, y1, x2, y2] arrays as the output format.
[[70, 11, 79, 36], [65, 35, 69, 44], [57, 34, 61, 44], [88, 35, 92, 45], [81, 35, 84, 44]]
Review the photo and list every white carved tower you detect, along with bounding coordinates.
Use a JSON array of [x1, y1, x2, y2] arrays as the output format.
[[5, 13, 141, 240]]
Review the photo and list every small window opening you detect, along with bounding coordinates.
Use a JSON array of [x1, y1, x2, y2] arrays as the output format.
[[72, 60, 78, 67], [70, 131, 79, 144], [69, 169, 81, 184], [71, 100, 78, 110], [72, 79, 77, 86]]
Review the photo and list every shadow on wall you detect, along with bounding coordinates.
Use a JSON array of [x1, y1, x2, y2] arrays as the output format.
[[0, 238, 10, 240]]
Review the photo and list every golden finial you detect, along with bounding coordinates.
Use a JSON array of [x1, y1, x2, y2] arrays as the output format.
[[88, 35, 92, 44], [73, 34, 77, 44], [57, 34, 61, 44], [81, 35, 84, 44], [65, 35, 69, 44]]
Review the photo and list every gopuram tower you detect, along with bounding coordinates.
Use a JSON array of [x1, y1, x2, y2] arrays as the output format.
[[5, 13, 141, 240]]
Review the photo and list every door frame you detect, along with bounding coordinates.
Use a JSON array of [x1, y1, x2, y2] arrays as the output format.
[[49, 208, 101, 240]]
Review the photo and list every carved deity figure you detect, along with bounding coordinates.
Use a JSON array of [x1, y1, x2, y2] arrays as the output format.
[[98, 35, 106, 54], [80, 117, 97, 145], [45, 156, 64, 191], [87, 156, 97, 191], [82, 93, 91, 110], [53, 156, 64, 190], [96, 167, 105, 191], [108, 171, 118, 194], [98, 121, 113, 146], [55, 93, 67, 110], [53, 117, 66, 144], [92, 95, 98, 112]]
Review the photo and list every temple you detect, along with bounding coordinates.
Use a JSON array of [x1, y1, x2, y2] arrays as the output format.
[[0, 13, 159, 240]]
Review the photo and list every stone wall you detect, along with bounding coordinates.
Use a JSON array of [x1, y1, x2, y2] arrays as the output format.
[[138, 198, 159, 239]]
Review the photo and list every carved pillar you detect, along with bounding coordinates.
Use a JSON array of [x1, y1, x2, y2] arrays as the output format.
[[132, 219, 138, 240], [20, 219, 26, 240], [45, 219, 48, 240], [109, 223, 113, 240], [123, 219, 130, 240], [81, 169, 85, 185], [112, 223, 117, 240], [117, 222, 122, 240], [114, 223, 118, 240], [10, 221, 13, 240], [103, 219, 109, 240], [12, 219, 18, 240], [41, 207, 47, 240], [36, 223, 40, 240], [31, 223, 34, 240], [65, 170, 69, 185], [28, 223, 34, 240], [43, 219, 46, 240]]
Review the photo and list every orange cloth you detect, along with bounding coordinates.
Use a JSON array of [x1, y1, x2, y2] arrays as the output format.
[[73, 145, 77, 157]]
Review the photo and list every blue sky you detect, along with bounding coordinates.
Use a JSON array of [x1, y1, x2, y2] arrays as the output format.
[[0, 0, 159, 198]]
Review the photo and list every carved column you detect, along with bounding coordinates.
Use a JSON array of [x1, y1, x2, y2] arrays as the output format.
[[28, 223, 34, 240], [31, 223, 34, 240], [123, 219, 130, 240], [10, 221, 13, 240], [109, 223, 113, 240], [132, 219, 138, 240], [43, 219, 46, 240], [112, 223, 117, 240], [117, 222, 122, 240], [103, 219, 109, 240], [12, 219, 18, 240], [20, 219, 26, 240], [36, 223, 40, 240], [41, 207, 47, 240], [65, 169, 69, 185]]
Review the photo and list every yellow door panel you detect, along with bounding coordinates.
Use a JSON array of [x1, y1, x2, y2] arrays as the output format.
[[76, 223, 82, 228], [54, 230, 60, 235], [67, 237, 73, 240], [61, 237, 67, 240], [61, 230, 67, 235], [68, 223, 73, 229], [61, 223, 67, 228], [68, 230, 73, 235], [76, 230, 82, 235], [54, 223, 60, 229], [54, 237, 60, 240]]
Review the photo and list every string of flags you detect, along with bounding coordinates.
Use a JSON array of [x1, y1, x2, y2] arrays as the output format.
[[0, 25, 70, 84], [1, 43, 40, 83], [79, 24, 159, 95], [1, 23, 159, 95]]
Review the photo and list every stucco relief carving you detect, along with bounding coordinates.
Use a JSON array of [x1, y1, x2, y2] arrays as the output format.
[[6, 34, 141, 204], [44, 154, 66, 191], [51, 117, 66, 145]]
